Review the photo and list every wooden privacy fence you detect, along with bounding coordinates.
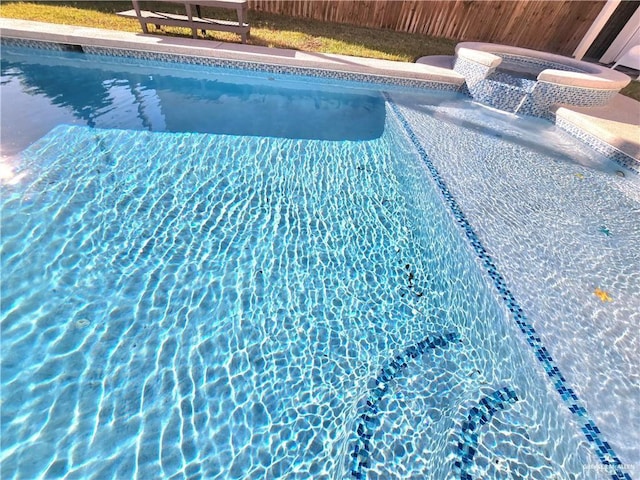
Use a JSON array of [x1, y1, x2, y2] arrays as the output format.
[[247, 0, 605, 56]]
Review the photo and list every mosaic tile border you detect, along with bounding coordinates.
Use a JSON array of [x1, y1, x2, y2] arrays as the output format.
[[0, 37, 460, 92], [454, 387, 519, 480], [468, 74, 536, 113], [555, 117, 639, 175], [0, 37, 79, 52], [453, 56, 494, 87], [349, 332, 461, 479], [522, 81, 620, 117], [385, 93, 632, 480]]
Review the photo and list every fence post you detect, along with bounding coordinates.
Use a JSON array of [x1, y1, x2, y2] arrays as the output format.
[[573, 0, 621, 60]]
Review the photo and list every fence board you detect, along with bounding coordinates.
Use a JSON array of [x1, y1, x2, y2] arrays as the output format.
[[247, 0, 606, 55]]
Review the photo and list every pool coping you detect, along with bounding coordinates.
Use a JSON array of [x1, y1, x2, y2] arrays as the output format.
[[0, 18, 464, 88]]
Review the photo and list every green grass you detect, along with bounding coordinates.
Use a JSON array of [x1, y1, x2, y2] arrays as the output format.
[[0, 1, 455, 61], [620, 80, 640, 102]]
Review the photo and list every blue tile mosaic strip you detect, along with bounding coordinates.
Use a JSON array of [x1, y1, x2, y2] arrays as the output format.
[[454, 387, 519, 480], [385, 93, 632, 480], [349, 332, 461, 480], [0, 37, 460, 92], [555, 117, 639, 175], [0, 37, 70, 51]]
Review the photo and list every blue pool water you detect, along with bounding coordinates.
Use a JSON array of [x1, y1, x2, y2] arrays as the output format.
[[1, 46, 638, 479], [0, 47, 384, 151]]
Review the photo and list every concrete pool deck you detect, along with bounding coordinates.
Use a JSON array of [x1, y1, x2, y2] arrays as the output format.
[[1, 17, 638, 163]]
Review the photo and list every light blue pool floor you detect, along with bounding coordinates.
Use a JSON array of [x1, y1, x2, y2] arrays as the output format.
[[390, 92, 640, 470], [1, 111, 609, 478]]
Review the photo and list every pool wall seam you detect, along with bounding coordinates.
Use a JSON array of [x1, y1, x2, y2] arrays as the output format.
[[384, 93, 631, 480]]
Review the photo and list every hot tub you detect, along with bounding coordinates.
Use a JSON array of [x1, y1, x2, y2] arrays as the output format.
[[452, 42, 631, 117]]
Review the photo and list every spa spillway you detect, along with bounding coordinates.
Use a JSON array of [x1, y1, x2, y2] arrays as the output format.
[[419, 42, 632, 118]]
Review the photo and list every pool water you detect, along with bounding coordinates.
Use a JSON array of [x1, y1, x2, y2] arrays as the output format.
[[392, 94, 640, 472], [1, 46, 637, 479], [0, 47, 384, 154]]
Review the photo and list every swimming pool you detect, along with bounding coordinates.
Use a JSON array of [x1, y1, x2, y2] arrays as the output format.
[[1, 45, 637, 479]]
